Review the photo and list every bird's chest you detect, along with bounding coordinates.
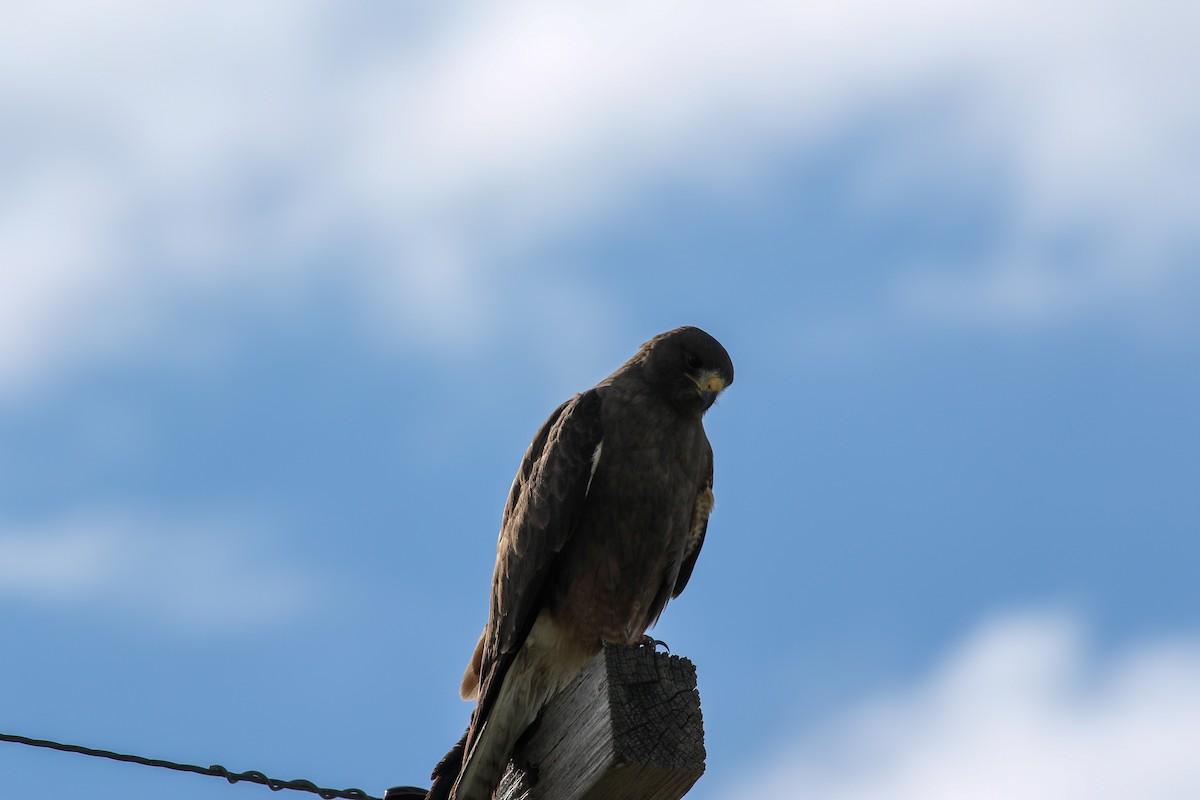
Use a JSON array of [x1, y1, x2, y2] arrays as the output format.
[[549, 414, 703, 642]]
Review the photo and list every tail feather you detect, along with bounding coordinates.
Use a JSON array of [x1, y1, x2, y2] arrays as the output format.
[[433, 614, 595, 800], [462, 615, 594, 799], [453, 648, 553, 800], [426, 728, 469, 800]]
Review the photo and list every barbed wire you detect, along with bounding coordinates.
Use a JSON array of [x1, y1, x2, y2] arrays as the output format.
[[0, 731, 413, 800]]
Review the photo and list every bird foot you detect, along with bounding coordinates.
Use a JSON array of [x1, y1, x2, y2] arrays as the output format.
[[638, 635, 671, 654]]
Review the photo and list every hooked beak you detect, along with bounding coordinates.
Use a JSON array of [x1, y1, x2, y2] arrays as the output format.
[[692, 371, 726, 410]]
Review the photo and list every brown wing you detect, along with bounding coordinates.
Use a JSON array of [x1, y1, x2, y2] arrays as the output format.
[[490, 389, 603, 656], [673, 439, 714, 598], [476, 390, 602, 718], [430, 390, 603, 800]]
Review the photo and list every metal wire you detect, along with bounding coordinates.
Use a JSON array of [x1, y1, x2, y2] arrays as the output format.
[[0, 731, 386, 800]]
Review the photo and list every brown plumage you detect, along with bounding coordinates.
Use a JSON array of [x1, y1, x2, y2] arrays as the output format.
[[427, 326, 733, 800]]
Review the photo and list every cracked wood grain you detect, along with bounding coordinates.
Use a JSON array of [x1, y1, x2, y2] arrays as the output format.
[[496, 644, 706, 800]]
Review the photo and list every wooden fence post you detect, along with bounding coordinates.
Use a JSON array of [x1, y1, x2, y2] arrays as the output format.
[[495, 643, 706, 800]]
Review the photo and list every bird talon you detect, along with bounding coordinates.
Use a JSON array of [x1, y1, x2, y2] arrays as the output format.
[[639, 636, 671, 654]]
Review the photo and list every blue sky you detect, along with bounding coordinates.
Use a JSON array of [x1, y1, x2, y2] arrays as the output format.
[[2, 2, 1199, 799]]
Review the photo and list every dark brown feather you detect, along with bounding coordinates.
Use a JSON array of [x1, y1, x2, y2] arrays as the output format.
[[489, 390, 603, 658], [461, 391, 602, 781], [673, 442, 714, 598]]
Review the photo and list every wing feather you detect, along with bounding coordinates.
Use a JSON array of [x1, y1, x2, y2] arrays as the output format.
[[466, 389, 603, 757], [672, 440, 713, 598], [490, 388, 603, 656]]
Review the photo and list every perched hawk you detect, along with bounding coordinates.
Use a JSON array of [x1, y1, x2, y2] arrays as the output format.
[[427, 326, 733, 800]]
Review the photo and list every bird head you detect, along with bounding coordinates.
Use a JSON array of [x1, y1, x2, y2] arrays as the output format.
[[639, 326, 734, 417]]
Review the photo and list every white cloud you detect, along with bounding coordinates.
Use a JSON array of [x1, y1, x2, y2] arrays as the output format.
[[1, 0, 1197, 392], [722, 611, 1200, 800], [0, 511, 311, 631]]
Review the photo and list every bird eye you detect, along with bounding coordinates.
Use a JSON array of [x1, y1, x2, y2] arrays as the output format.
[[685, 353, 702, 371]]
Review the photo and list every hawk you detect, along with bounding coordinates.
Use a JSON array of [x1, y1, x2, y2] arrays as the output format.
[[427, 326, 733, 800]]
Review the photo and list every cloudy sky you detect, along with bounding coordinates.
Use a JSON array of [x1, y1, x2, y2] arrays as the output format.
[[2, 2, 1198, 799]]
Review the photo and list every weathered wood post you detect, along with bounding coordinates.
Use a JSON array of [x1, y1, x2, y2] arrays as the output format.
[[495, 643, 706, 800], [385, 645, 705, 800]]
